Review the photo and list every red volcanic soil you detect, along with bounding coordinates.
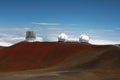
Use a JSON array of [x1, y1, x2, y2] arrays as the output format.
[[0, 42, 93, 72], [0, 41, 119, 72]]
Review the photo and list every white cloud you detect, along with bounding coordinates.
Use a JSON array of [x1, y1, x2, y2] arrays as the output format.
[[36, 37, 43, 42], [88, 29, 114, 33], [0, 36, 25, 44], [31, 22, 78, 26], [102, 29, 114, 32], [0, 42, 13, 47], [0, 35, 43, 46], [47, 27, 63, 30], [89, 39, 120, 45], [32, 22, 60, 26], [0, 27, 120, 46], [9, 37, 25, 41], [45, 37, 58, 41]]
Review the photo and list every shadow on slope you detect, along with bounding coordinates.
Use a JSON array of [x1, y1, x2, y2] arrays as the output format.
[[0, 69, 99, 80]]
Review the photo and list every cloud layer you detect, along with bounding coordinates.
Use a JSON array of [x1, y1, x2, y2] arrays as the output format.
[[0, 27, 120, 46], [32, 22, 60, 26]]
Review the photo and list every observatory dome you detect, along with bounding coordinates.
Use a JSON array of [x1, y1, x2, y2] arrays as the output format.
[[25, 30, 36, 42], [58, 33, 68, 42], [79, 34, 89, 43]]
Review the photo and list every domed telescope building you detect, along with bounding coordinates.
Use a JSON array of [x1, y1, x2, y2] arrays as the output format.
[[26, 30, 36, 42], [58, 33, 68, 42], [79, 34, 89, 43]]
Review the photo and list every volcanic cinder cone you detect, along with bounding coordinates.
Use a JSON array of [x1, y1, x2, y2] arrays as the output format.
[[0, 42, 120, 80]]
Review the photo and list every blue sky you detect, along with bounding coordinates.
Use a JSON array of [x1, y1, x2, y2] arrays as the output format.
[[0, 0, 120, 45]]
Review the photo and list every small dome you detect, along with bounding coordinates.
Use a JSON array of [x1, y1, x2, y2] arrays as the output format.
[[79, 34, 89, 43], [58, 33, 68, 42]]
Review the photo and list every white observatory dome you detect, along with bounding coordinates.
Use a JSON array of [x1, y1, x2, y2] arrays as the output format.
[[79, 34, 89, 43], [58, 33, 68, 42]]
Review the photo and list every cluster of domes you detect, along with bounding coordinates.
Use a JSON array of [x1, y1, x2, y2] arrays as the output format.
[[25, 31, 89, 43], [58, 33, 89, 43]]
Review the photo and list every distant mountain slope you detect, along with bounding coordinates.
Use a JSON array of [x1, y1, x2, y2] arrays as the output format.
[[56, 45, 120, 70]]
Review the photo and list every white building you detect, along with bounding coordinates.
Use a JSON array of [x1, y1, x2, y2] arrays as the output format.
[[58, 33, 68, 42], [79, 34, 89, 43], [25, 30, 36, 42]]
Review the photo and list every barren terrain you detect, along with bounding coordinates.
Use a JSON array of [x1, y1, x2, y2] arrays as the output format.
[[0, 42, 120, 80]]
